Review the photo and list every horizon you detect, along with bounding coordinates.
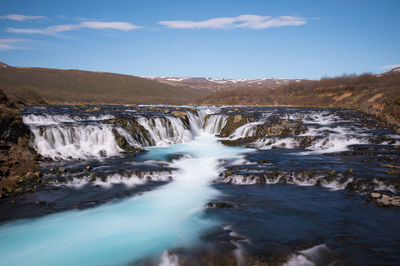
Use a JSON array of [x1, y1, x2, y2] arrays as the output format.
[[1, 0, 399, 79]]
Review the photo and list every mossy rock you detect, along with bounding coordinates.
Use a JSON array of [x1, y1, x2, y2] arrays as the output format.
[[218, 115, 248, 137]]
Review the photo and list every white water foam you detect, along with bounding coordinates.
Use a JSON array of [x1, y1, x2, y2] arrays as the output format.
[[284, 244, 331, 266], [23, 114, 115, 125], [56, 172, 174, 189], [159, 251, 179, 266], [284, 111, 341, 125], [30, 124, 122, 160], [0, 134, 249, 266]]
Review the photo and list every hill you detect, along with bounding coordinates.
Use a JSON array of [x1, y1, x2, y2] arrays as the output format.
[[0, 63, 205, 105], [144, 76, 299, 92], [198, 70, 400, 127], [0, 62, 399, 127]]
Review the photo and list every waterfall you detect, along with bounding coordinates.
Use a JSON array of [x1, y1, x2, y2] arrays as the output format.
[[229, 121, 263, 139], [115, 127, 143, 148], [136, 116, 193, 147], [23, 114, 115, 125], [187, 111, 203, 136], [29, 124, 122, 160], [203, 114, 227, 135], [23, 108, 222, 160]]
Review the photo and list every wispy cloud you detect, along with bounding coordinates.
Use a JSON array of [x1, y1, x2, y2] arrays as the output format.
[[380, 64, 400, 70], [159, 15, 308, 29], [7, 21, 141, 35], [0, 14, 44, 21], [0, 38, 27, 50]]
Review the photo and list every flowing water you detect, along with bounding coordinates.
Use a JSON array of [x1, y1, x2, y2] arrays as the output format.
[[0, 105, 399, 265]]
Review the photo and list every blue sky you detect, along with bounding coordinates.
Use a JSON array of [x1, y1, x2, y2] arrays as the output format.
[[0, 0, 399, 79]]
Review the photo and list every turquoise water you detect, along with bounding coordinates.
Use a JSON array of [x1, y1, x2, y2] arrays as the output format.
[[0, 134, 248, 266]]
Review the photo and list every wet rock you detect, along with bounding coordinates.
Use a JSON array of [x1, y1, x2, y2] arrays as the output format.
[[381, 164, 400, 170], [385, 170, 399, 175], [254, 116, 307, 137], [297, 136, 317, 148], [347, 168, 354, 174], [221, 136, 258, 147], [207, 201, 234, 208], [233, 114, 242, 123], [258, 159, 270, 164], [85, 166, 92, 171], [373, 194, 400, 207], [371, 192, 381, 198], [85, 107, 100, 113], [13, 187, 23, 194], [225, 171, 233, 177], [218, 114, 249, 137]]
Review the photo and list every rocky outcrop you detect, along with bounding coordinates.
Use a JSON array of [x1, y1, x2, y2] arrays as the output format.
[[253, 116, 307, 137], [0, 89, 37, 199], [109, 118, 151, 149], [370, 193, 400, 207], [221, 115, 307, 146], [0, 92, 28, 143], [218, 114, 248, 137]]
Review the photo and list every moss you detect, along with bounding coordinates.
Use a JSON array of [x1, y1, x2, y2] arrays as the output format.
[[225, 171, 233, 177], [204, 114, 211, 124], [218, 115, 248, 137]]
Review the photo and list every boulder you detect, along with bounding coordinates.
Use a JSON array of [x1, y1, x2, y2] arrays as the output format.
[[371, 192, 381, 198], [253, 116, 307, 137], [375, 194, 400, 207]]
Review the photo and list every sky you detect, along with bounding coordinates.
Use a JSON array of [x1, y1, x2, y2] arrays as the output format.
[[0, 0, 399, 79]]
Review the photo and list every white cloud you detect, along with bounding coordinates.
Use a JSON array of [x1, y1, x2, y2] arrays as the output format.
[[159, 15, 308, 29], [380, 64, 400, 70], [7, 21, 140, 35], [0, 14, 44, 21], [0, 38, 27, 50]]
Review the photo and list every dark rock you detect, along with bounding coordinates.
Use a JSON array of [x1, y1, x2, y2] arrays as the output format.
[[207, 201, 234, 208]]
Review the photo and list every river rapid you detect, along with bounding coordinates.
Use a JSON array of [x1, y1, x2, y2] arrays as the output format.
[[0, 105, 399, 265]]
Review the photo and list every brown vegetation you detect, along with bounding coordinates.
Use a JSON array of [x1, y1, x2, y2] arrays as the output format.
[[0, 64, 205, 105]]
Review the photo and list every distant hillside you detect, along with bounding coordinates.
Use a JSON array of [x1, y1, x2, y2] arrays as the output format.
[[145, 76, 299, 92], [0, 63, 205, 105], [198, 70, 400, 127], [1, 62, 399, 127]]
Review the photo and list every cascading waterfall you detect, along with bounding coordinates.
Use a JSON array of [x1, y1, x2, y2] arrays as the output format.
[[115, 127, 143, 148], [29, 124, 122, 160], [229, 121, 263, 139], [24, 111, 205, 160], [137, 116, 193, 147], [203, 114, 227, 134], [187, 111, 203, 136]]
